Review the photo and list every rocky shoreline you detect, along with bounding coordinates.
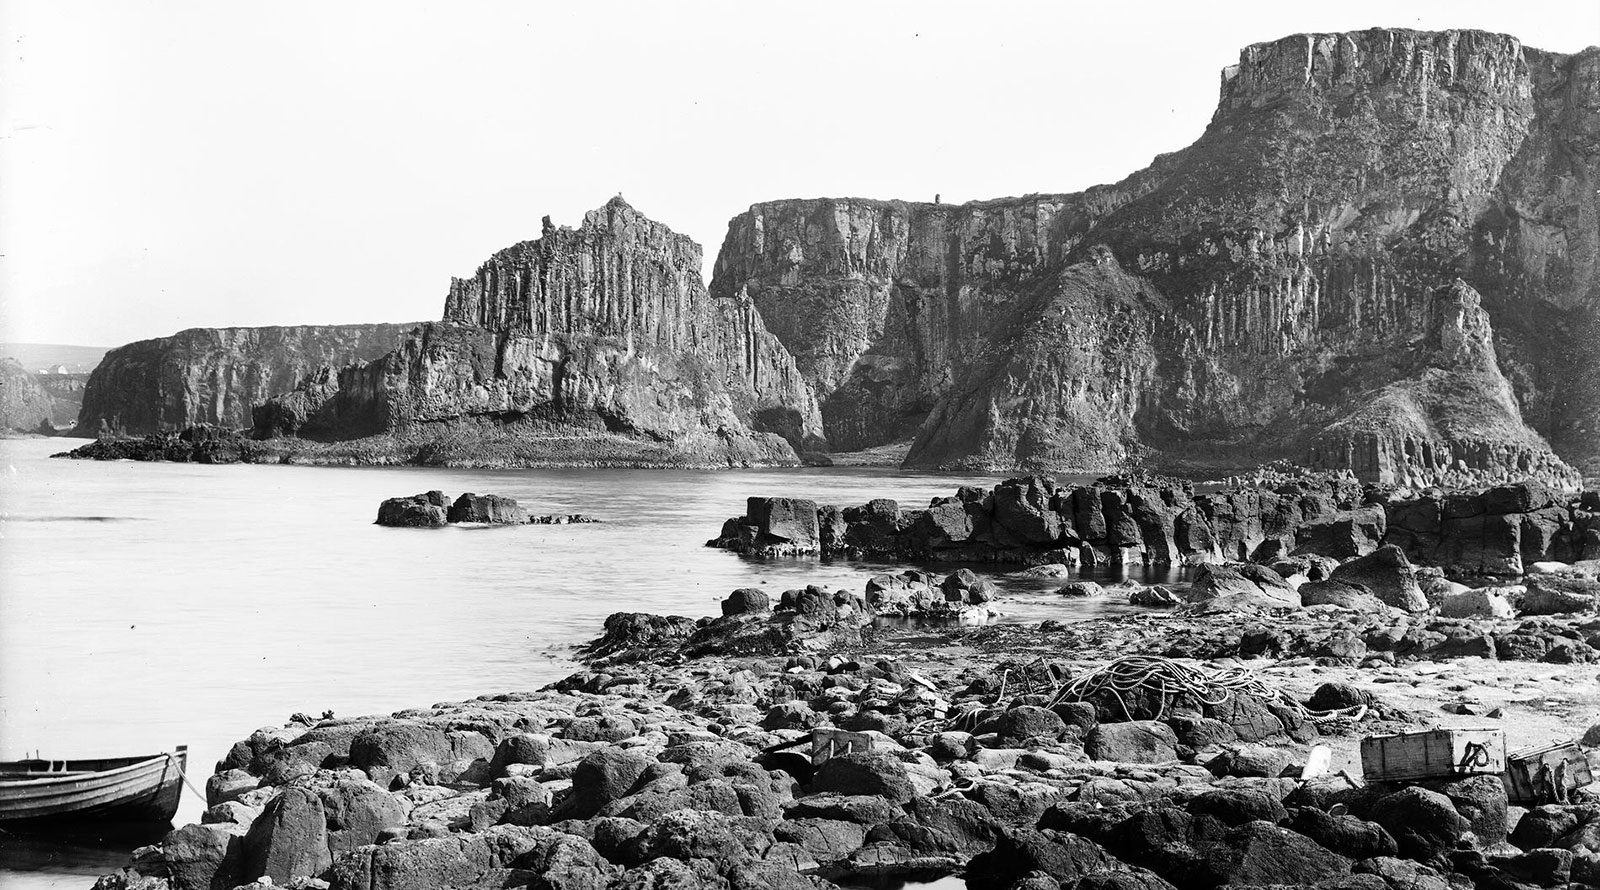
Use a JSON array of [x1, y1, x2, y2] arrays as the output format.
[[91, 477, 1600, 890]]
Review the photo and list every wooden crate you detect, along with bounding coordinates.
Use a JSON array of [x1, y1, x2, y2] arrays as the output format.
[[1360, 727, 1506, 781], [1506, 741, 1594, 803]]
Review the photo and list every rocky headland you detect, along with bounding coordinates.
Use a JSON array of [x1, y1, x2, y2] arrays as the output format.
[[64, 27, 1597, 480], [77, 325, 417, 437], [0, 357, 60, 433]]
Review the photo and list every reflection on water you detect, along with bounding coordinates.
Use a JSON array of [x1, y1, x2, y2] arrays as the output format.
[[0, 438, 1174, 885]]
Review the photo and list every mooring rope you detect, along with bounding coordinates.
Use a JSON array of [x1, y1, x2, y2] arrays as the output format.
[[166, 751, 210, 805], [1044, 654, 1366, 724]]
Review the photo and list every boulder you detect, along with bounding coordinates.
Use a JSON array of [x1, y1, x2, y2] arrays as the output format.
[[721, 588, 771, 616], [375, 492, 448, 528], [1185, 564, 1300, 611], [446, 492, 527, 524], [1329, 545, 1428, 612], [1186, 787, 1288, 825], [748, 497, 821, 550], [809, 752, 914, 803], [241, 787, 332, 884], [1299, 580, 1390, 612], [1522, 575, 1599, 615], [993, 476, 1065, 545], [159, 823, 247, 890], [1370, 786, 1468, 861], [1439, 588, 1515, 619], [1285, 807, 1398, 860], [1057, 581, 1104, 598], [319, 778, 406, 856], [1129, 585, 1181, 607], [1084, 721, 1178, 764], [966, 828, 1116, 890], [1204, 744, 1294, 778], [994, 706, 1067, 745], [566, 748, 653, 818], [1419, 774, 1508, 846], [1187, 821, 1353, 887]]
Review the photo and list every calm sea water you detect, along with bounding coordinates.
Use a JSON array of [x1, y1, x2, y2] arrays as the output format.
[[0, 438, 1174, 888]]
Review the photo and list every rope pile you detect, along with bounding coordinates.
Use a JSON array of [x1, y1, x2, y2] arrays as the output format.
[[1045, 655, 1366, 724]]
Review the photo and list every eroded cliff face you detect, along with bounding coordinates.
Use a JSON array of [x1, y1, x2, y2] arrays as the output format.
[[710, 28, 1597, 483], [76, 325, 414, 435], [0, 358, 56, 432], [258, 199, 821, 466]]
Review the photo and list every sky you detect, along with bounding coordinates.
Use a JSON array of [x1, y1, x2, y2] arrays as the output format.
[[1, 1, 1596, 348]]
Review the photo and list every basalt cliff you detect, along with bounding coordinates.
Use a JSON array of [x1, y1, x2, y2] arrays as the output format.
[[79, 28, 1597, 480], [251, 199, 820, 467], [710, 28, 1597, 485], [77, 325, 415, 435]]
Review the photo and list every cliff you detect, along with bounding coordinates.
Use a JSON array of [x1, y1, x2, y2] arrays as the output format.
[[709, 29, 1597, 484], [76, 325, 415, 436], [255, 198, 822, 467], [0, 358, 56, 432]]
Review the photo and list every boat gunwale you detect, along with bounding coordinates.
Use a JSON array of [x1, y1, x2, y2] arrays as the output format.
[[0, 752, 180, 788]]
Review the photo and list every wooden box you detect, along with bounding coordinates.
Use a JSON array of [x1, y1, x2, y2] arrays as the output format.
[[1506, 741, 1594, 803], [1360, 727, 1506, 781]]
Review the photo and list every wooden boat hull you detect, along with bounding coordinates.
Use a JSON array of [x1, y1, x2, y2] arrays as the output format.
[[0, 749, 186, 828]]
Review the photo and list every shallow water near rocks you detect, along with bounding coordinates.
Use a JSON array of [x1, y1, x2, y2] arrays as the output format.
[[0, 438, 1184, 887]]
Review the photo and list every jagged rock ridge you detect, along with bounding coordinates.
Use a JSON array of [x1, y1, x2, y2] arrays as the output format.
[[710, 28, 1597, 484], [256, 198, 823, 466], [0, 358, 57, 432], [77, 325, 415, 435]]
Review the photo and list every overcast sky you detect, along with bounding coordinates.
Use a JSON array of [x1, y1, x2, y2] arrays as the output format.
[[2, 1, 1596, 348]]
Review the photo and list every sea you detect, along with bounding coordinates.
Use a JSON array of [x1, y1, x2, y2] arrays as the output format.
[[0, 437, 1184, 889]]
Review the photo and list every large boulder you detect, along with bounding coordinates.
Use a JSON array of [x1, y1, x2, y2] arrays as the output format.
[[966, 827, 1117, 890], [1329, 545, 1428, 612], [158, 823, 247, 890], [1522, 575, 1599, 615], [809, 752, 914, 803], [1370, 786, 1468, 862], [376, 492, 449, 528], [241, 787, 332, 884], [1299, 580, 1390, 612], [1084, 721, 1178, 764], [1186, 820, 1353, 887], [446, 492, 528, 524], [1439, 588, 1515, 619], [319, 778, 406, 855], [992, 476, 1065, 545], [721, 588, 771, 616], [566, 748, 653, 818], [748, 497, 821, 550], [1185, 565, 1299, 611], [1419, 774, 1508, 846]]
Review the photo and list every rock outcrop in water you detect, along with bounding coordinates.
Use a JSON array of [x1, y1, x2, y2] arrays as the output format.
[[77, 325, 414, 435], [712, 475, 1600, 578], [254, 198, 822, 467], [709, 29, 1598, 482]]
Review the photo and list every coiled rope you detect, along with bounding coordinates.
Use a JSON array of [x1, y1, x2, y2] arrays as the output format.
[[1043, 655, 1366, 724]]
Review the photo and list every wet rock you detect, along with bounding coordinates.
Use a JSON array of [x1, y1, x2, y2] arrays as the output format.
[[1370, 786, 1468, 862], [1129, 585, 1181, 607], [446, 493, 527, 524], [810, 752, 914, 803], [748, 497, 821, 551], [1329, 545, 1428, 612], [376, 492, 449, 528], [1057, 581, 1104, 598], [1085, 721, 1178, 764]]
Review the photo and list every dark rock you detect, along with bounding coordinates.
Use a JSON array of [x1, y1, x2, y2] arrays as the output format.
[[1419, 774, 1508, 846], [809, 752, 914, 803], [721, 588, 771, 617], [1186, 820, 1352, 888], [1370, 786, 1468, 862], [1329, 545, 1428, 612], [566, 748, 653, 818], [376, 493, 449, 528], [319, 778, 406, 856], [965, 828, 1116, 890], [446, 492, 528, 524], [1084, 721, 1178, 764], [1185, 788, 1288, 826], [241, 787, 331, 884], [1285, 807, 1398, 860], [994, 706, 1067, 745]]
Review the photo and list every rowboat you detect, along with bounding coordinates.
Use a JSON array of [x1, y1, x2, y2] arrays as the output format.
[[0, 747, 187, 828]]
